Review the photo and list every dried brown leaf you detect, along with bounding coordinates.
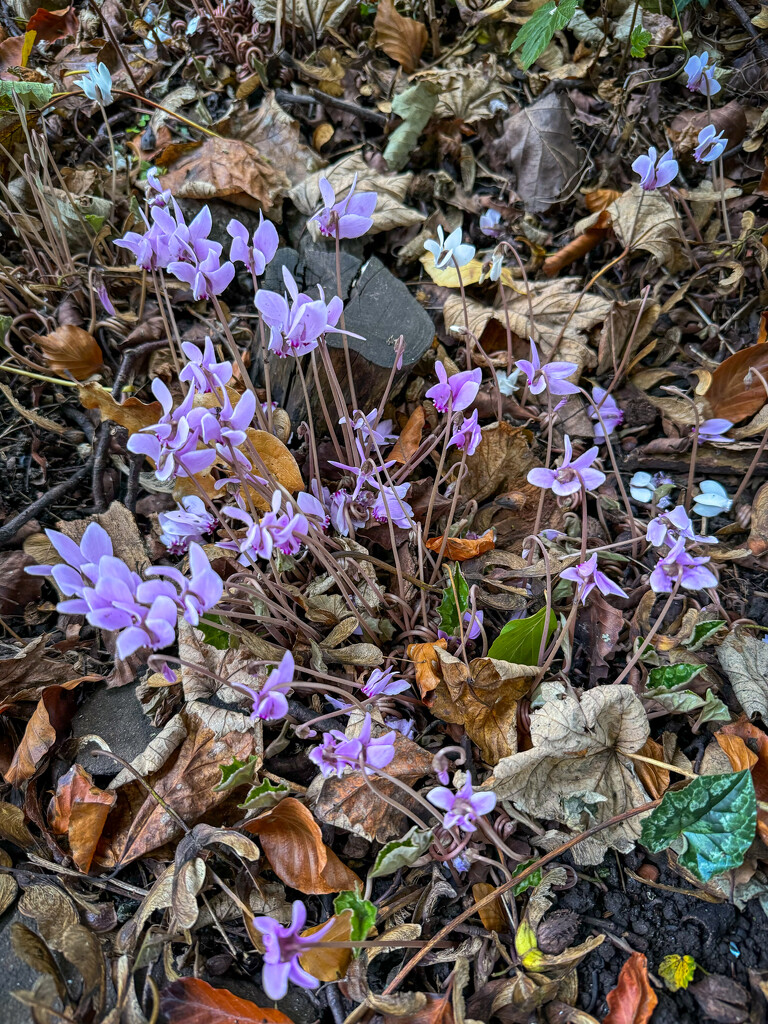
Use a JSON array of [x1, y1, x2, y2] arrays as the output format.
[[374, 0, 428, 73], [633, 737, 670, 800], [161, 977, 294, 1024], [407, 638, 448, 699], [299, 909, 354, 982], [78, 381, 162, 433], [604, 952, 658, 1024], [389, 405, 426, 465], [4, 682, 80, 787], [425, 528, 495, 560], [719, 717, 768, 843], [34, 325, 103, 380], [48, 764, 116, 871], [706, 341, 768, 423]]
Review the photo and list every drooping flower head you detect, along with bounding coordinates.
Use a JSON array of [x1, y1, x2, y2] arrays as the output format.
[[448, 410, 482, 456], [227, 213, 279, 276], [694, 124, 728, 164], [252, 901, 334, 1001], [426, 777, 496, 833], [77, 62, 113, 105], [632, 147, 678, 191], [237, 650, 295, 721], [310, 173, 377, 239], [424, 226, 475, 270], [683, 51, 721, 96], [479, 208, 503, 237], [560, 553, 627, 605], [426, 361, 482, 414], [590, 386, 623, 441], [516, 339, 579, 397], [527, 436, 606, 496]]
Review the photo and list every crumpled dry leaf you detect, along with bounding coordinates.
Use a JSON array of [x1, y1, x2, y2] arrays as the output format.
[[157, 136, 290, 214], [48, 763, 116, 872], [717, 628, 768, 720], [0, 550, 41, 616], [492, 685, 651, 861], [290, 153, 425, 238], [244, 797, 362, 894], [408, 638, 448, 699], [0, 636, 77, 705], [690, 974, 748, 1024], [34, 325, 104, 380], [4, 680, 80, 787], [424, 57, 510, 124], [607, 186, 683, 268], [449, 422, 537, 507], [374, 0, 427, 73], [494, 92, 581, 213], [633, 737, 670, 800], [78, 381, 163, 433], [705, 341, 768, 424], [299, 909, 354, 982], [604, 952, 658, 1024], [389, 405, 425, 465], [161, 977, 294, 1024], [248, 0, 356, 37], [425, 528, 495, 560], [224, 91, 324, 187]]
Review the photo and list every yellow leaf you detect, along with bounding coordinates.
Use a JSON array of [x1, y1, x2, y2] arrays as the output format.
[[658, 954, 697, 992], [420, 251, 522, 290], [21, 30, 36, 67], [514, 920, 538, 958]]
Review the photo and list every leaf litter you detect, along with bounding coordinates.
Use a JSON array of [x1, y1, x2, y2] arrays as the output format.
[[0, 0, 767, 1022]]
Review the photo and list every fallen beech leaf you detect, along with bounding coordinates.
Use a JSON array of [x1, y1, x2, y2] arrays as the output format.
[[707, 341, 768, 423], [492, 686, 650, 862], [0, 637, 76, 705], [633, 737, 670, 800], [34, 325, 103, 379], [246, 428, 304, 494], [0, 550, 42, 615], [604, 952, 657, 1024], [26, 6, 78, 42], [48, 764, 116, 872], [407, 638, 448, 699], [425, 528, 496, 560], [4, 682, 80, 787], [299, 909, 353, 982], [244, 797, 362, 893], [720, 717, 768, 843], [585, 187, 622, 212], [543, 209, 612, 277], [690, 974, 749, 1024], [389, 405, 425, 464], [157, 136, 289, 214], [472, 881, 506, 933], [374, 0, 428, 73], [78, 382, 162, 433], [608, 186, 682, 268], [161, 977, 294, 1024], [715, 733, 758, 773]]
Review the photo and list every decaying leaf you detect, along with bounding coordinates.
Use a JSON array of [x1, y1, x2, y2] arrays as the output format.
[[408, 638, 448, 699], [717, 628, 768, 720], [4, 682, 80, 787], [48, 764, 116, 871], [78, 381, 163, 433], [706, 341, 768, 424], [425, 528, 495, 560], [248, 0, 356, 37], [34, 325, 103, 380], [607, 186, 683, 268], [604, 952, 658, 1024], [161, 977, 294, 1024], [492, 686, 651, 861], [374, 0, 427, 73], [298, 909, 354, 982], [389, 406, 426, 465]]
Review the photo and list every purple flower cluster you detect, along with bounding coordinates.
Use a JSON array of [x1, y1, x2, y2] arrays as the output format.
[[227, 213, 279, 277], [159, 495, 217, 554], [255, 265, 353, 359], [308, 713, 396, 778], [219, 491, 309, 564], [426, 777, 496, 833], [26, 523, 222, 659], [310, 174, 377, 239], [645, 505, 718, 594]]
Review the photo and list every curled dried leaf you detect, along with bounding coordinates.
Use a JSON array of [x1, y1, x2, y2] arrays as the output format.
[[34, 325, 103, 380], [374, 0, 428, 73]]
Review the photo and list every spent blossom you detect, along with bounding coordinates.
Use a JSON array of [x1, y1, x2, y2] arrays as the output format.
[[561, 553, 627, 605], [310, 173, 377, 239], [479, 208, 502, 237], [238, 650, 295, 721], [649, 538, 718, 593], [424, 225, 475, 269], [426, 361, 482, 413], [683, 51, 721, 96], [340, 408, 397, 447], [527, 436, 606, 496], [590, 386, 623, 441], [426, 777, 496, 833], [227, 213, 279, 276], [629, 471, 674, 507], [78, 62, 113, 105], [159, 496, 216, 554], [252, 901, 333, 1001], [632, 147, 678, 191], [516, 339, 579, 396], [694, 124, 728, 163]]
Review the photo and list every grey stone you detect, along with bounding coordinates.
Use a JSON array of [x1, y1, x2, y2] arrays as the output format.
[[0, 909, 38, 1024], [72, 684, 157, 776]]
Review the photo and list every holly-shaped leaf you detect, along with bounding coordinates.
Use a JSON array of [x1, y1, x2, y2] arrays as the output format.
[[215, 754, 261, 792], [510, 0, 581, 70], [641, 771, 757, 882], [683, 619, 726, 651], [437, 564, 469, 635], [659, 954, 697, 992], [488, 606, 556, 665], [369, 826, 434, 878], [630, 24, 652, 57], [240, 778, 290, 813], [334, 891, 376, 949], [647, 663, 703, 690]]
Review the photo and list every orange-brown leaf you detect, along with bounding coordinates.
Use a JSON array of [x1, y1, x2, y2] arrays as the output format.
[[407, 638, 447, 699], [78, 382, 162, 433], [425, 528, 495, 560], [299, 910, 354, 982], [585, 188, 622, 213], [35, 325, 104, 380], [48, 764, 116, 872], [374, 0, 428, 73], [26, 6, 78, 42], [543, 211, 612, 278], [244, 797, 362, 894], [472, 882, 506, 933], [4, 682, 79, 787], [715, 733, 758, 773], [706, 341, 768, 423], [389, 406, 426, 465], [160, 977, 294, 1024], [604, 952, 658, 1024], [633, 737, 670, 800]]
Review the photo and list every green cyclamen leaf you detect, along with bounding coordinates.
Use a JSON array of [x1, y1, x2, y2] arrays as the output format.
[[641, 771, 757, 882], [511, 858, 542, 896], [215, 754, 261, 792], [630, 24, 652, 57], [437, 565, 470, 636], [510, 0, 581, 70], [647, 664, 704, 690], [334, 891, 377, 948], [240, 778, 289, 812], [683, 619, 726, 651], [0, 80, 54, 111], [197, 614, 230, 650], [369, 826, 434, 879], [488, 606, 556, 666]]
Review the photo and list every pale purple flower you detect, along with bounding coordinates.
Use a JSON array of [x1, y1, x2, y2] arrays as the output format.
[[645, 504, 714, 548], [632, 147, 679, 190], [426, 777, 496, 833], [310, 173, 377, 239], [516, 339, 579, 397], [479, 208, 502, 237], [694, 124, 728, 163], [649, 538, 717, 593], [25, 522, 112, 594], [198, 389, 256, 448], [692, 480, 732, 518], [227, 213, 279, 276], [386, 716, 415, 738], [219, 506, 274, 564], [308, 713, 396, 778], [96, 282, 115, 315], [145, 542, 224, 628], [126, 379, 215, 481], [424, 226, 475, 269], [697, 418, 733, 444], [252, 901, 333, 1001], [630, 471, 674, 507], [370, 481, 413, 531], [426, 362, 482, 414], [237, 650, 294, 721], [527, 436, 606, 496], [179, 337, 233, 393], [78, 62, 113, 105], [361, 666, 410, 699], [159, 496, 216, 554], [448, 410, 482, 456], [340, 408, 397, 447], [489, 252, 504, 282], [560, 553, 627, 605], [438, 608, 484, 642], [296, 488, 330, 531], [590, 386, 623, 441], [255, 266, 354, 358], [683, 52, 721, 96], [167, 249, 235, 300]]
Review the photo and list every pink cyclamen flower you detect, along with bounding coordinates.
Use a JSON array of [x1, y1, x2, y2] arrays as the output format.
[[361, 666, 410, 699], [527, 436, 606, 496], [252, 901, 334, 1001], [560, 553, 627, 605], [649, 538, 717, 594], [179, 336, 233, 393], [426, 777, 496, 833], [255, 265, 354, 358], [426, 361, 482, 414], [448, 410, 482, 456], [370, 481, 414, 531], [697, 418, 733, 444], [340, 408, 397, 447], [310, 173, 377, 239], [227, 213, 279, 276], [308, 713, 396, 778], [645, 504, 715, 548], [694, 124, 728, 164], [167, 250, 235, 301], [632, 147, 679, 191], [516, 339, 579, 396], [238, 650, 294, 721], [590, 386, 623, 442], [683, 52, 720, 96], [159, 496, 216, 554], [437, 608, 484, 642]]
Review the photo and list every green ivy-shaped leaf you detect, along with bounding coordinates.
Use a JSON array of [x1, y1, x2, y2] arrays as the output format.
[[240, 778, 289, 813], [630, 24, 652, 57], [647, 664, 704, 690], [334, 891, 376, 951], [198, 614, 230, 650], [694, 689, 730, 728], [369, 826, 434, 878], [683, 619, 726, 652], [510, 0, 581, 70], [511, 858, 543, 896], [649, 690, 706, 714], [641, 771, 757, 882], [437, 565, 469, 636], [488, 606, 556, 666], [215, 754, 261, 792]]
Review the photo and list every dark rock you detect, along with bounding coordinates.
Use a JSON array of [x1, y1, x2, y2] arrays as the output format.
[[71, 684, 157, 776], [0, 909, 39, 1023]]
